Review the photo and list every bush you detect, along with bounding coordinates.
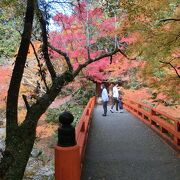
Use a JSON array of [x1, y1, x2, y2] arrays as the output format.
[[73, 82, 95, 106], [45, 80, 95, 126], [125, 77, 142, 90], [45, 102, 83, 127]]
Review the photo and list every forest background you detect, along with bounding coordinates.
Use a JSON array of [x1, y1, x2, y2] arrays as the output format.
[[0, 0, 179, 179]]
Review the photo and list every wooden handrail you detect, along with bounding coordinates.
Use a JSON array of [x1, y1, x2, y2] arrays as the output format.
[[76, 96, 96, 163], [55, 96, 96, 180], [122, 98, 180, 151]]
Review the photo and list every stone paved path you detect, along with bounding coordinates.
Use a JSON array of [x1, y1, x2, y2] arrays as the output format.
[[81, 105, 180, 180]]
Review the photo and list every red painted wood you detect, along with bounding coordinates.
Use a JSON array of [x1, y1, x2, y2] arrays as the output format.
[[122, 98, 180, 151]]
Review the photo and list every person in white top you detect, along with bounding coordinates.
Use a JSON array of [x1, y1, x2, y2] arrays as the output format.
[[110, 83, 119, 113], [101, 84, 109, 116]]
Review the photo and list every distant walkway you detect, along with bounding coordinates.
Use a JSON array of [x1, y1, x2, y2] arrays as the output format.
[[81, 105, 180, 180]]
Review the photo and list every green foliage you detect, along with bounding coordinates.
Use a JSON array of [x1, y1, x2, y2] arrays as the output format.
[[0, 23, 21, 59], [96, 36, 116, 51], [0, 1, 24, 60], [0, 0, 41, 63], [73, 84, 95, 106], [0, 57, 6, 65], [45, 102, 84, 126], [124, 68, 143, 90], [45, 80, 95, 126], [102, 1, 119, 17], [60, 87, 73, 97], [125, 77, 142, 90], [45, 108, 60, 124], [153, 69, 166, 79], [119, 0, 180, 99]]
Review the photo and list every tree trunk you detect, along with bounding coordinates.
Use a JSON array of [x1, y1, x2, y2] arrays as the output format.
[[0, 0, 121, 178], [6, 0, 35, 132], [0, 71, 72, 179], [0, 126, 36, 180], [0, 0, 35, 179]]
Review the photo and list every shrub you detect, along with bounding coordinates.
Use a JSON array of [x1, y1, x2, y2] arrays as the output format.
[[45, 80, 95, 126], [45, 102, 83, 127]]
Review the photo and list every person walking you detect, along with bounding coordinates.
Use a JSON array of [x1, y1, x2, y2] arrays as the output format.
[[101, 84, 109, 116], [117, 85, 124, 113], [110, 83, 119, 113]]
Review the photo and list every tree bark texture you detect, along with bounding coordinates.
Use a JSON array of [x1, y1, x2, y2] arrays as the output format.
[[0, 0, 121, 179], [0, 0, 35, 179]]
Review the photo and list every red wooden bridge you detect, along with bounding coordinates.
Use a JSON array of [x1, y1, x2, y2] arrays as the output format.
[[55, 97, 180, 180]]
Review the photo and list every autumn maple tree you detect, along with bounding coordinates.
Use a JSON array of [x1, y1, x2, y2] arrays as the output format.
[[1, 0, 179, 179], [0, 0, 126, 179], [119, 0, 180, 99], [49, 2, 140, 83]]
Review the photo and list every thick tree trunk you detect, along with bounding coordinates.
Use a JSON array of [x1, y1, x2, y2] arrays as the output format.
[[0, 0, 121, 179], [6, 0, 35, 133], [0, 71, 73, 179], [0, 0, 35, 179], [0, 126, 36, 180]]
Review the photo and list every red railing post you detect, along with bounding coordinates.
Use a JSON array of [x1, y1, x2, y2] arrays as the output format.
[[86, 109, 90, 116], [137, 104, 141, 109], [174, 121, 180, 146], [175, 121, 180, 132], [150, 109, 155, 125], [123, 98, 180, 150], [55, 112, 81, 180], [137, 104, 142, 116]]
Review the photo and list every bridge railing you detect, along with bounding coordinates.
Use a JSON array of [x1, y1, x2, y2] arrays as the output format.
[[122, 98, 180, 151], [76, 96, 96, 163], [55, 96, 96, 180]]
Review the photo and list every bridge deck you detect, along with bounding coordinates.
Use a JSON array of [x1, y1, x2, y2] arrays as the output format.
[[81, 105, 180, 180]]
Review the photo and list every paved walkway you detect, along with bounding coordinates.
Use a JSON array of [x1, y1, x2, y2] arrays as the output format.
[[81, 105, 180, 180]]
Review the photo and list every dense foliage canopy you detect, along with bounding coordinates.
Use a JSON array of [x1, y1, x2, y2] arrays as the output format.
[[0, 0, 179, 98], [0, 1, 180, 179], [119, 0, 180, 99]]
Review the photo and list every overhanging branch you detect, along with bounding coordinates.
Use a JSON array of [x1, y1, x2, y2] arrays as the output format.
[[73, 48, 121, 77], [22, 94, 30, 110], [159, 60, 180, 78], [48, 43, 73, 71], [119, 49, 136, 60], [160, 18, 180, 23]]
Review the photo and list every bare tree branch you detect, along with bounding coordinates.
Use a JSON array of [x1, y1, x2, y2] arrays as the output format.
[[119, 49, 136, 60], [87, 47, 91, 60], [30, 41, 49, 91], [36, 2, 57, 81], [22, 94, 30, 110], [48, 43, 73, 71], [159, 60, 180, 78], [47, 0, 74, 6], [73, 48, 121, 77], [160, 18, 180, 23], [109, 55, 112, 64]]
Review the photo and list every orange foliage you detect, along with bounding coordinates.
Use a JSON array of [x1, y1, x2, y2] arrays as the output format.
[[27, 41, 41, 59], [18, 109, 27, 124], [15, 40, 41, 59], [0, 66, 11, 109], [123, 88, 180, 118]]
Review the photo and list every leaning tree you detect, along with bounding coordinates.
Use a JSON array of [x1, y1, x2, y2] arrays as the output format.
[[0, 0, 129, 179], [120, 0, 180, 99]]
